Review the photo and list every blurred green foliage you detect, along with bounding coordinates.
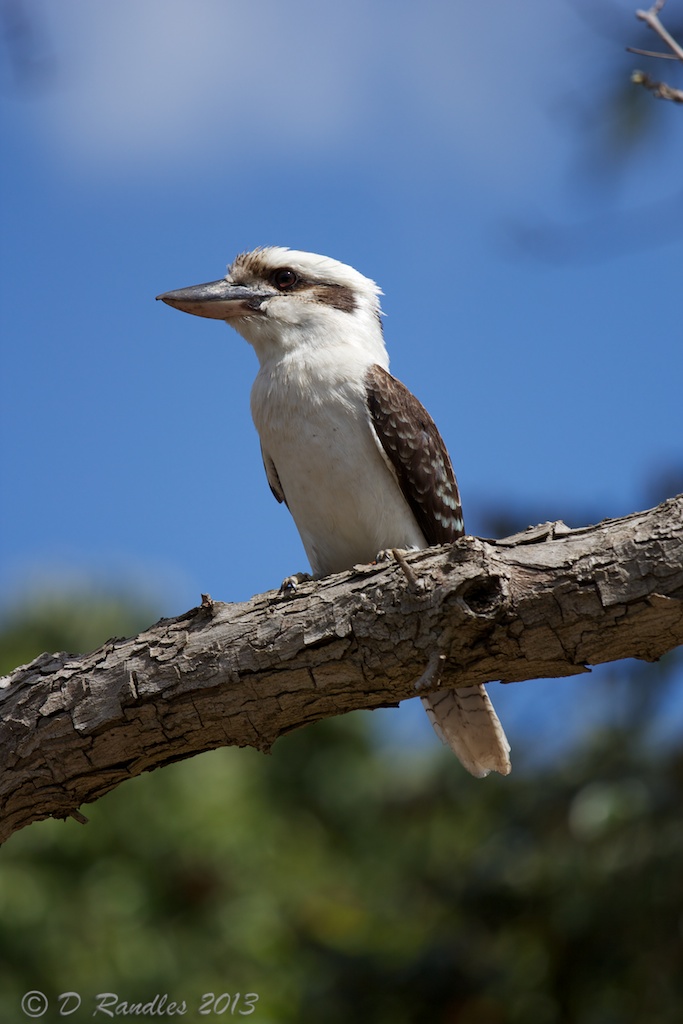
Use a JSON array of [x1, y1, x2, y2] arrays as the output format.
[[0, 591, 155, 678], [1, 592, 682, 1023]]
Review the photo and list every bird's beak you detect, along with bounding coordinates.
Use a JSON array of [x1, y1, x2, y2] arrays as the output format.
[[156, 279, 267, 320]]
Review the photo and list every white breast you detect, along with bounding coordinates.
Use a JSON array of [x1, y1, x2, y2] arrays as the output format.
[[250, 353, 426, 575]]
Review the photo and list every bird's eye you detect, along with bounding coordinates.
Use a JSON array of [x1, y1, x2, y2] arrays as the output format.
[[272, 268, 299, 291]]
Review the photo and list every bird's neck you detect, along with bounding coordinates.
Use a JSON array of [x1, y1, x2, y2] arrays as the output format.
[[234, 310, 388, 376]]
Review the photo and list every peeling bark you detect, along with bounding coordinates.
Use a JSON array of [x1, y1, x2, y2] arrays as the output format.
[[1, 495, 682, 844]]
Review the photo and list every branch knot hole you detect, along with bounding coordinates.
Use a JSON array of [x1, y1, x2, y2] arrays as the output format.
[[456, 575, 507, 619]]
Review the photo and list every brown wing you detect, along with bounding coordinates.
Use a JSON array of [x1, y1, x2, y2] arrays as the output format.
[[260, 444, 287, 506], [365, 364, 464, 544]]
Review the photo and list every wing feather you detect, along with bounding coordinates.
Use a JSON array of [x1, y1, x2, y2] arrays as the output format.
[[365, 364, 463, 544], [260, 444, 287, 506]]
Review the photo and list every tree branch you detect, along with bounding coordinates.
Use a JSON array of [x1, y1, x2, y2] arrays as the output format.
[[2, 495, 682, 844], [631, 68, 683, 101], [631, 1, 683, 102], [636, 2, 683, 63]]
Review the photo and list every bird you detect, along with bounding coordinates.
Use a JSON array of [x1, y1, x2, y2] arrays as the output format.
[[157, 247, 511, 777]]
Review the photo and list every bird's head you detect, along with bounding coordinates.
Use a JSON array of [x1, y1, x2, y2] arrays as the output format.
[[157, 247, 387, 367]]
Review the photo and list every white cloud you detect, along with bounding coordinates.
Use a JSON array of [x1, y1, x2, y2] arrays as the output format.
[[27, 0, 590, 186], [36, 0, 378, 169]]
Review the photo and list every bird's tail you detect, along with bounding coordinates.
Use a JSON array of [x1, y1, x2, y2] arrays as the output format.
[[421, 686, 511, 777]]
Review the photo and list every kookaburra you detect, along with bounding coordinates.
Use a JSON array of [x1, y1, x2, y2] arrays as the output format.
[[157, 247, 511, 777]]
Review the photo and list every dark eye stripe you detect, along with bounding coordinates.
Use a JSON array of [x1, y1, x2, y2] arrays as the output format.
[[310, 284, 357, 312], [267, 270, 357, 313]]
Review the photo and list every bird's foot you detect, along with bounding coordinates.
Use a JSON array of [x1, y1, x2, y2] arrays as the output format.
[[279, 572, 313, 598]]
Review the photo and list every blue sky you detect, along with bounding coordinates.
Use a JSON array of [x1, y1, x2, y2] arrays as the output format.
[[1, 0, 681, 754]]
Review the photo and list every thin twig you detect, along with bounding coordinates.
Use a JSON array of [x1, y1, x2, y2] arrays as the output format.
[[636, 3, 683, 62], [391, 548, 424, 591], [626, 46, 679, 59], [630, 3, 683, 104], [414, 651, 447, 693], [632, 69, 683, 102]]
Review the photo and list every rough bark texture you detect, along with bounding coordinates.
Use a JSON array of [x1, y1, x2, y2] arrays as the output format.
[[1, 495, 682, 844]]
